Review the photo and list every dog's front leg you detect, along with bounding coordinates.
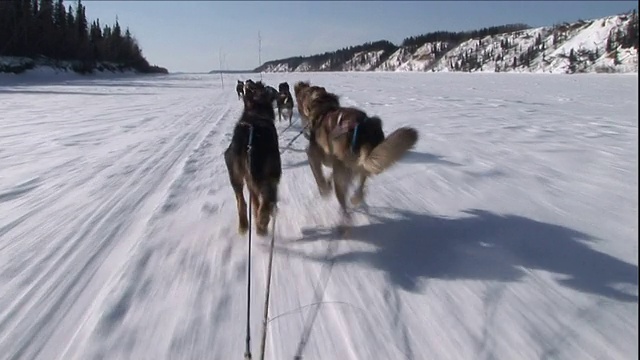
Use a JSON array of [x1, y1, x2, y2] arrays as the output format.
[[306, 139, 332, 197], [350, 172, 368, 207]]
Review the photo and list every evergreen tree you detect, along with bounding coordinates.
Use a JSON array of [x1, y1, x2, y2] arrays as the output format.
[[623, 9, 638, 49], [18, 0, 33, 56], [568, 48, 577, 73], [52, 0, 66, 58], [37, 0, 54, 56], [0, 0, 166, 73], [53, 0, 65, 28], [606, 29, 614, 52]]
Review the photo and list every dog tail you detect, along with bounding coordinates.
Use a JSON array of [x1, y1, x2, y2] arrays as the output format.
[[361, 126, 418, 175]]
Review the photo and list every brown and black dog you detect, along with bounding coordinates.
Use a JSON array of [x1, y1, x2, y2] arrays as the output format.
[[243, 79, 255, 96], [224, 81, 282, 236], [294, 80, 418, 227], [265, 85, 279, 105], [293, 80, 327, 139], [276, 82, 294, 124], [236, 80, 245, 100]]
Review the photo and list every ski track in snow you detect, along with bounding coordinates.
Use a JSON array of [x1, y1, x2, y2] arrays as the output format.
[[0, 72, 637, 360]]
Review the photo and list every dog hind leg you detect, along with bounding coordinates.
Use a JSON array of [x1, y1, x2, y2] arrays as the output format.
[[249, 185, 260, 226], [224, 149, 249, 234], [332, 162, 354, 234], [256, 179, 278, 236], [306, 138, 333, 197]]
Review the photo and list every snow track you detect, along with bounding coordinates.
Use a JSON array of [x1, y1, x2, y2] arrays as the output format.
[[0, 72, 637, 360], [0, 78, 231, 360]]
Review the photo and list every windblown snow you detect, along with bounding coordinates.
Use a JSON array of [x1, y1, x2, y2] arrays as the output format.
[[0, 71, 637, 360]]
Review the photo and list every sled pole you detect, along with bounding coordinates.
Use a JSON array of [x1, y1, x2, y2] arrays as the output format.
[[244, 126, 255, 360], [259, 213, 277, 360], [219, 48, 225, 90], [258, 31, 263, 82], [244, 194, 253, 359], [280, 124, 310, 155]]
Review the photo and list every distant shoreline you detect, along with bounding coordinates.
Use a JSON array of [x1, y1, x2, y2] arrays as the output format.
[[208, 70, 259, 74]]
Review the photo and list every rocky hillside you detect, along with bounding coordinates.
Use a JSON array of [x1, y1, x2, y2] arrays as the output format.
[[255, 11, 638, 74]]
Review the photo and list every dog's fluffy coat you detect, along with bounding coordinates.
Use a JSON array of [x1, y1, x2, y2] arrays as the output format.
[[236, 80, 244, 100], [276, 81, 294, 124], [224, 81, 282, 236], [294, 80, 418, 226]]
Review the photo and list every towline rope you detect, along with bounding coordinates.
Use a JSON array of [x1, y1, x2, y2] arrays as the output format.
[[244, 125, 255, 360], [244, 113, 305, 359], [259, 212, 277, 360]]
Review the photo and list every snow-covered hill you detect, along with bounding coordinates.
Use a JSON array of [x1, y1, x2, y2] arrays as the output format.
[[257, 12, 638, 74]]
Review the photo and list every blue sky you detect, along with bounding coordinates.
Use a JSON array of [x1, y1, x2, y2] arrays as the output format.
[[74, 1, 637, 73]]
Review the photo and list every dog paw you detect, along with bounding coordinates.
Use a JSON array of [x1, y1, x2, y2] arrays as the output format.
[[337, 219, 352, 237], [350, 192, 365, 206], [238, 223, 248, 235], [256, 225, 268, 237], [319, 188, 332, 198], [319, 180, 333, 197], [337, 225, 351, 237], [336, 212, 353, 237]]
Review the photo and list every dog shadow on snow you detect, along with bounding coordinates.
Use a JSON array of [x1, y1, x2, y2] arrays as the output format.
[[282, 150, 461, 170], [398, 150, 462, 167], [275, 207, 638, 302]]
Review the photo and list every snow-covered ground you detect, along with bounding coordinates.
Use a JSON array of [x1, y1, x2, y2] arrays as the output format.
[[0, 72, 637, 360]]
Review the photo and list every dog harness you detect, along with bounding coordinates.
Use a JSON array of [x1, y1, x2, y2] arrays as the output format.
[[328, 111, 365, 154]]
